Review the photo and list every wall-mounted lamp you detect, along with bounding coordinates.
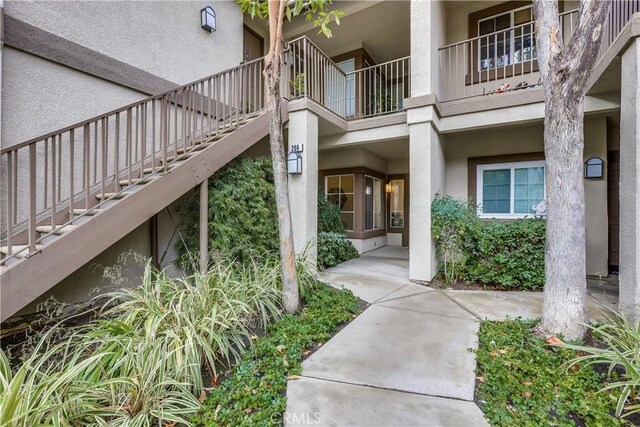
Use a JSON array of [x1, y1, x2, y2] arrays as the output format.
[[385, 183, 392, 194], [287, 152, 302, 175], [201, 6, 216, 33], [584, 157, 604, 179]]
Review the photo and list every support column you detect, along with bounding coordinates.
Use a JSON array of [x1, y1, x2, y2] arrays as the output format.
[[619, 39, 640, 316], [199, 179, 208, 273], [287, 108, 318, 263], [408, 107, 444, 282]]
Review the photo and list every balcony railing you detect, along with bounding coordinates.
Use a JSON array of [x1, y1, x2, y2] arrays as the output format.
[[438, 1, 639, 102], [287, 37, 410, 119]]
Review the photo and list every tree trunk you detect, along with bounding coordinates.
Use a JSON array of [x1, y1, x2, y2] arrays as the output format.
[[538, 93, 588, 339], [532, 0, 610, 340], [264, 40, 300, 314]]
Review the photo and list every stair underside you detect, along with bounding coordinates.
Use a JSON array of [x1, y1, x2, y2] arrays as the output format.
[[1, 110, 274, 321]]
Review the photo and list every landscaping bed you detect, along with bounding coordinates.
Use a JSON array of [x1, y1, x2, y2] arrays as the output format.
[[474, 319, 631, 426], [192, 284, 364, 426]]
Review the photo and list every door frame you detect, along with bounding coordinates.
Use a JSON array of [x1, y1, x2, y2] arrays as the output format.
[[386, 174, 409, 247]]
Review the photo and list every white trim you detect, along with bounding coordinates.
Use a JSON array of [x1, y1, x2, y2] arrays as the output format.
[[476, 160, 545, 219]]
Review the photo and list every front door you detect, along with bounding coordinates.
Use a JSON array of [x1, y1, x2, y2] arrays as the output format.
[[243, 26, 263, 61], [242, 26, 263, 113], [386, 174, 409, 247]]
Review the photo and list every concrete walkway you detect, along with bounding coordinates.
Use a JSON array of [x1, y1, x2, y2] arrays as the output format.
[[285, 247, 618, 426]]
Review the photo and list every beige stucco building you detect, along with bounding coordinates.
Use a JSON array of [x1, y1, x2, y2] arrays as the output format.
[[1, 0, 639, 321]]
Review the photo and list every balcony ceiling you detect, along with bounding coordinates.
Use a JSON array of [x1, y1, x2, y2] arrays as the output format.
[[283, 0, 410, 64]]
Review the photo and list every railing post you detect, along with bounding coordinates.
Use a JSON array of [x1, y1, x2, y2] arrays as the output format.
[[303, 38, 308, 98], [199, 178, 208, 274], [28, 144, 37, 254], [6, 151, 14, 256]]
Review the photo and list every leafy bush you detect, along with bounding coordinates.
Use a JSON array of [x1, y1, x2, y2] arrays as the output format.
[[193, 284, 361, 426], [431, 195, 545, 290], [318, 193, 345, 233], [316, 194, 357, 269], [564, 310, 640, 418], [475, 319, 622, 426], [176, 157, 279, 269], [317, 232, 358, 270]]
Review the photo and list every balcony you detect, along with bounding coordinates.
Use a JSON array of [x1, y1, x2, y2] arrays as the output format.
[[286, 37, 410, 120], [438, 1, 640, 102]]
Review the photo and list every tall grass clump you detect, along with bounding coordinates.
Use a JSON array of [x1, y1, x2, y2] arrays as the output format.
[[1, 254, 310, 426], [564, 310, 640, 418]]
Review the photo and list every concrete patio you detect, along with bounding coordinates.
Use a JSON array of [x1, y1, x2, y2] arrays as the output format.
[[284, 247, 620, 426]]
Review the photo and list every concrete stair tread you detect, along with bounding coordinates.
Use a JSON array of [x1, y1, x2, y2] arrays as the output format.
[[118, 176, 157, 186], [73, 208, 104, 216], [95, 192, 128, 200], [1, 245, 45, 258], [36, 225, 77, 235]]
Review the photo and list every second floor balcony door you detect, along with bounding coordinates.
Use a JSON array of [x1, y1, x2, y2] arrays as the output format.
[[326, 59, 356, 117]]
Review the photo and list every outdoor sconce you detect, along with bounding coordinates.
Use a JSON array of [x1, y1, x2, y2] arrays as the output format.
[[287, 152, 302, 175], [385, 183, 392, 194], [584, 157, 604, 179], [201, 6, 216, 33]]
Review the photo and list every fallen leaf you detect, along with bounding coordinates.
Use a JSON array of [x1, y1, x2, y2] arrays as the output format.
[[198, 390, 207, 403], [490, 351, 499, 357], [546, 336, 565, 346], [476, 376, 486, 383], [523, 381, 533, 386], [211, 375, 219, 386], [287, 375, 302, 380], [303, 349, 312, 356], [522, 391, 532, 397], [498, 349, 508, 354], [283, 356, 289, 367]]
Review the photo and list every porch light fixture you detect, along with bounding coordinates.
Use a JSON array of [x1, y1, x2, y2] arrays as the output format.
[[287, 152, 302, 175], [201, 6, 216, 33], [584, 157, 604, 179], [385, 183, 392, 194]]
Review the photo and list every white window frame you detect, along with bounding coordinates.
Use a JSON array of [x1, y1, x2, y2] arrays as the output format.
[[476, 160, 546, 219], [477, 5, 534, 70]]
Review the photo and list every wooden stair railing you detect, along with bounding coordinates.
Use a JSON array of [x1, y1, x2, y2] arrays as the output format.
[[0, 57, 267, 267]]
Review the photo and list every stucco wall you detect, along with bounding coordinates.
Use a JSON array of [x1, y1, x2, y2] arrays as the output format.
[[4, 1, 243, 85], [319, 147, 388, 173], [2, 47, 144, 147], [443, 117, 609, 276], [2, 1, 243, 148]]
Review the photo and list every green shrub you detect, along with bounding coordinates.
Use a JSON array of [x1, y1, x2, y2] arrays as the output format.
[[318, 193, 345, 233], [431, 195, 545, 290], [317, 231, 358, 270], [176, 157, 279, 269], [564, 310, 640, 418], [475, 319, 622, 426], [193, 284, 361, 426]]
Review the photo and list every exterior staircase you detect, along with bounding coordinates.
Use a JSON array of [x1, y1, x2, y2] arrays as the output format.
[[0, 57, 278, 321]]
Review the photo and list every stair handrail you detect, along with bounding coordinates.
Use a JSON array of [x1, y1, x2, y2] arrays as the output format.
[[2, 56, 266, 155]]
